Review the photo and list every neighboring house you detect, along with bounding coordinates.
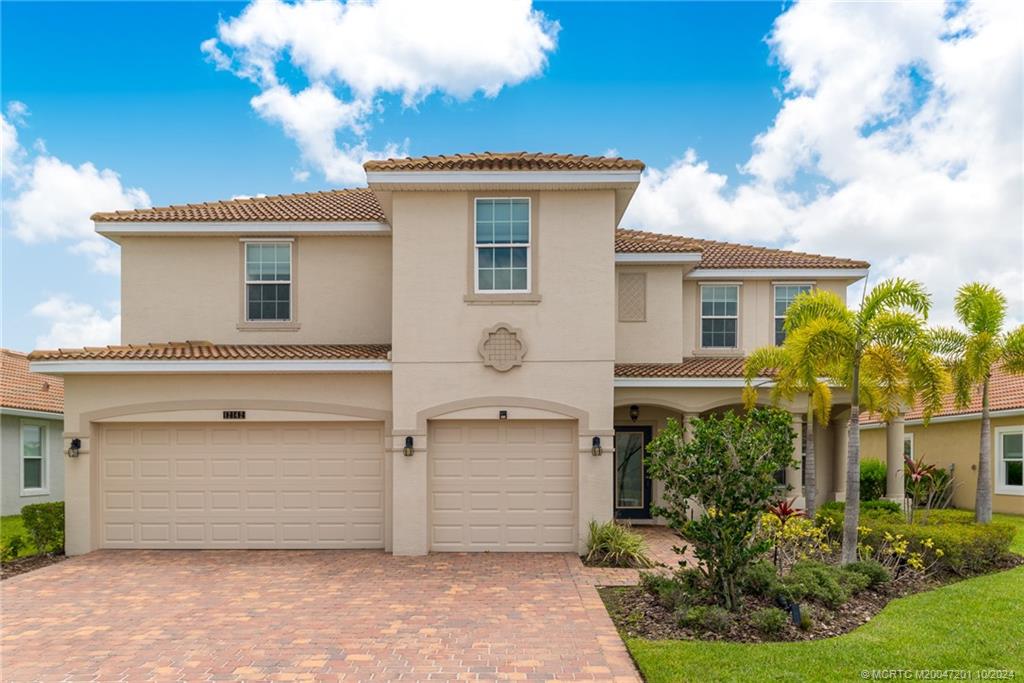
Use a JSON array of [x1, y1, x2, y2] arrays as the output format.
[[1, 349, 65, 516], [861, 365, 1024, 515], [30, 152, 872, 556]]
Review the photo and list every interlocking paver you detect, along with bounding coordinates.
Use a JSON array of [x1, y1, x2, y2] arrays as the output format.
[[1, 548, 645, 682]]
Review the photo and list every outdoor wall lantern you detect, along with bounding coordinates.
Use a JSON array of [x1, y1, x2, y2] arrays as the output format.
[[403, 436, 414, 457], [591, 436, 603, 457], [629, 404, 640, 422], [67, 438, 82, 458]]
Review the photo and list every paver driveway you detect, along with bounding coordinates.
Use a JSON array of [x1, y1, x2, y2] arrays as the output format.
[[1, 550, 639, 682]]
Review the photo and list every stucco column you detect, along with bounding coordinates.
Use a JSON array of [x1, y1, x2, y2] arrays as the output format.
[[391, 433, 428, 555], [833, 412, 849, 501], [579, 430, 614, 552], [63, 430, 93, 556], [788, 413, 805, 507], [886, 414, 906, 504]]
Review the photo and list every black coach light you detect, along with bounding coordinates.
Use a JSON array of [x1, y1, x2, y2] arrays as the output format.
[[629, 404, 640, 422], [67, 437, 82, 458], [403, 436, 414, 457], [591, 436, 602, 457]]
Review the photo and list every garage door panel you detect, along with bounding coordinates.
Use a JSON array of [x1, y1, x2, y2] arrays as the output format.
[[429, 420, 577, 552], [99, 422, 385, 549]]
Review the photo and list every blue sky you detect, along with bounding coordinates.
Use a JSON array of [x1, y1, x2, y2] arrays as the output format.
[[2, 0, 1021, 350]]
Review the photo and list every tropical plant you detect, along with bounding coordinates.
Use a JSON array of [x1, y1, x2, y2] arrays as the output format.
[[930, 283, 1024, 522], [859, 459, 887, 501], [782, 279, 945, 564], [645, 408, 796, 610], [584, 520, 654, 568], [904, 455, 957, 523], [743, 344, 833, 517]]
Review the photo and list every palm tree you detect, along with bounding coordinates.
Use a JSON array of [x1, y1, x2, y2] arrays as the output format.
[[930, 283, 1024, 523], [783, 278, 933, 564], [742, 345, 833, 518]]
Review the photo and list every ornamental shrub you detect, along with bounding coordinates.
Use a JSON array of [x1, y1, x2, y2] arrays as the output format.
[[640, 572, 691, 611], [1, 534, 25, 563], [738, 559, 782, 597], [860, 460, 887, 501], [20, 502, 64, 554], [584, 520, 654, 568], [750, 607, 788, 636], [778, 560, 849, 608], [860, 516, 1013, 576], [646, 408, 796, 610], [843, 559, 891, 587], [679, 605, 733, 633]]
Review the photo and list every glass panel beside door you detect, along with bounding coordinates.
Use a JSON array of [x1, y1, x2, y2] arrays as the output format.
[[614, 426, 653, 519]]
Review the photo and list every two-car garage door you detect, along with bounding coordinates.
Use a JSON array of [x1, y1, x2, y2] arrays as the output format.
[[98, 422, 385, 549]]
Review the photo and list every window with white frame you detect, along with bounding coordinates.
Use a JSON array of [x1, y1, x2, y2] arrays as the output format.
[[996, 427, 1023, 494], [245, 242, 291, 321], [701, 284, 739, 348], [21, 421, 47, 494], [475, 198, 530, 292], [903, 433, 914, 460], [774, 284, 812, 345]]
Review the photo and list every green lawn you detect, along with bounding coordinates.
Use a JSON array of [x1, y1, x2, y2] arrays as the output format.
[[627, 514, 1024, 682], [0, 515, 37, 558]]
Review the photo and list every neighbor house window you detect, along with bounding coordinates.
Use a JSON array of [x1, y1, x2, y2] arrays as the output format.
[[21, 421, 47, 494], [996, 427, 1023, 495], [475, 198, 530, 292], [903, 434, 914, 460], [245, 242, 291, 321], [700, 284, 739, 348], [774, 284, 811, 345]]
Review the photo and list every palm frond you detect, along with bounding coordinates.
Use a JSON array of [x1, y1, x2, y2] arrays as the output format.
[[859, 278, 931, 325], [810, 380, 833, 425], [866, 310, 928, 350], [954, 282, 1006, 336], [906, 350, 951, 424], [786, 317, 857, 371], [929, 326, 969, 359], [783, 289, 852, 333], [1001, 325, 1024, 375]]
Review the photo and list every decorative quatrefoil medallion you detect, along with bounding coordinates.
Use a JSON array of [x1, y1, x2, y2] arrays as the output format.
[[478, 323, 527, 372]]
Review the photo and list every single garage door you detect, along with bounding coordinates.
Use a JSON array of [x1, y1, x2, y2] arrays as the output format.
[[98, 422, 385, 549], [429, 420, 577, 551]]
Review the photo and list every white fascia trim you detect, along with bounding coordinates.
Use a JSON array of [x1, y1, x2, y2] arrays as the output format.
[[365, 170, 642, 185], [861, 408, 1024, 429], [0, 407, 63, 420], [614, 377, 772, 388], [616, 253, 702, 264], [29, 360, 393, 374], [95, 221, 391, 236], [688, 268, 869, 280]]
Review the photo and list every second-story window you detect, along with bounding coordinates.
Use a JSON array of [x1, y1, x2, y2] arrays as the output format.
[[475, 198, 530, 293], [245, 241, 292, 321], [700, 284, 738, 348], [774, 284, 811, 345]]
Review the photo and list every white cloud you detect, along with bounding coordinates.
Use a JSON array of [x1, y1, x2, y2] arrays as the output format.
[[1, 101, 28, 179], [2, 106, 150, 274], [32, 296, 120, 349], [624, 0, 1024, 325], [204, 0, 559, 183]]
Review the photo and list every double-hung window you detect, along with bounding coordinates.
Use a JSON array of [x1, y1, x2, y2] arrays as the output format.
[[21, 421, 47, 495], [996, 427, 1023, 495], [700, 285, 739, 348], [245, 242, 292, 321], [475, 198, 530, 293], [774, 284, 811, 345]]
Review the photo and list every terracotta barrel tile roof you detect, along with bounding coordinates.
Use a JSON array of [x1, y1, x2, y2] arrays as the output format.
[[91, 188, 385, 223], [862, 365, 1024, 424], [616, 229, 869, 269], [1, 349, 64, 414], [364, 152, 645, 172], [28, 342, 392, 362], [615, 357, 755, 379]]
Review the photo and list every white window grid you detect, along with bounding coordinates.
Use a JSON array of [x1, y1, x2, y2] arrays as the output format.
[[244, 241, 292, 322], [474, 197, 531, 294], [700, 284, 739, 348], [995, 426, 1023, 495], [774, 284, 812, 345], [20, 419, 48, 495]]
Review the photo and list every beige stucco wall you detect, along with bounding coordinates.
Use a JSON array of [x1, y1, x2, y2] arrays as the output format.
[[615, 266, 686, 363], [389, 189, 617, 554], [862, 416, 1024, 515], [120, 235, 392, 345], [60, 372, 393, 555]]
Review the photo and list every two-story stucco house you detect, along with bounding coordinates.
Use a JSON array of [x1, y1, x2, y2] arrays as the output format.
[[30, 152, 871, 557]]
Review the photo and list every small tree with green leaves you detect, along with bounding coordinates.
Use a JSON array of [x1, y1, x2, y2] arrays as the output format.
[[783, 279, 939, 564], [646, 408, 796, 610], [931, 283, 1024, 523]]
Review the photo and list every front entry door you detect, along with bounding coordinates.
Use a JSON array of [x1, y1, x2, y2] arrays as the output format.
[[614, 426, 653, 519]]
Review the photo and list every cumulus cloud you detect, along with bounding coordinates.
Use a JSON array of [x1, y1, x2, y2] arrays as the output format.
[[203, 0, 559, 183], [32, 296, 121, 349], [2, 105, 150, 274], [624, 0, 1023, 325]]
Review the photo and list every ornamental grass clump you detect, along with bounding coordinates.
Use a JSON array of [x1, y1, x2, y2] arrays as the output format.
[[585, 520, 654, 568], [645, 408, 796, 610]]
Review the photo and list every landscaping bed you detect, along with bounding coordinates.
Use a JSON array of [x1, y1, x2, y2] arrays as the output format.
[[1, 502, 66, 579], [1, 552, 66, 581]]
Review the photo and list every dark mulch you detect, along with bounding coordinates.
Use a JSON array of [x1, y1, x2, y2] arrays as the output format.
[[1, 553, 66, 580], [600, 554, 1023, 644]]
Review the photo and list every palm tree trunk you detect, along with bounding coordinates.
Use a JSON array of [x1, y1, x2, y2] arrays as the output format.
[[841, 361, 861, 564], [975, 375, 993, 523], [805, 399, 817, 517]]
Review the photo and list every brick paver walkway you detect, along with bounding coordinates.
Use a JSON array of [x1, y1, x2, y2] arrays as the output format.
[[1, 549, 641, 682]]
